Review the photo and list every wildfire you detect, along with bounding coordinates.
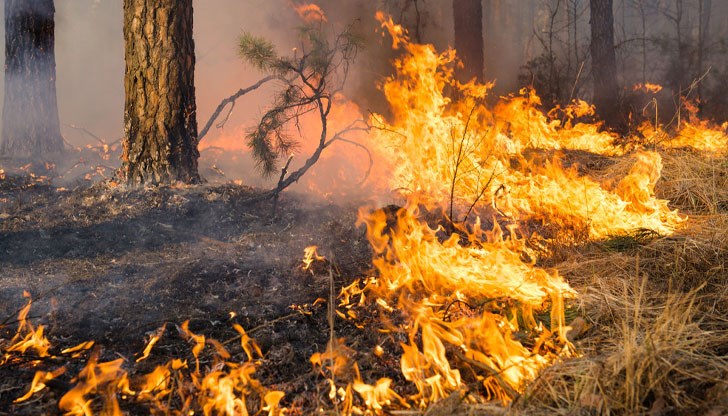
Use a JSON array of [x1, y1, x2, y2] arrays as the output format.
[[640, 119, 728, 154], [302, 11, 697, 411], [7, 5, 728, 415], [369, 13, 685, 240]]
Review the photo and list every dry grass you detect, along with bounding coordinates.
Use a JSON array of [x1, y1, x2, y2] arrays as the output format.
[[510, 149, 728, 415], [658, 149, 728, 214]]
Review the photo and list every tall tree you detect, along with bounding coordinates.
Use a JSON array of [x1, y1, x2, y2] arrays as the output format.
[[1, 0, 64, 162], [589, 0, 620, 126], [453, 0, 484, 83], [121, 0, 200, 185]]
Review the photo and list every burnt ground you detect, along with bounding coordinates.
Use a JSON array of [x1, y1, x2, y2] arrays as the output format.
[[0, 175, 388, 414]]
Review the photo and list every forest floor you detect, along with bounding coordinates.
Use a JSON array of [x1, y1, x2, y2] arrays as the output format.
[[1, 147, 728, 415], [0, 173, 382, 415]]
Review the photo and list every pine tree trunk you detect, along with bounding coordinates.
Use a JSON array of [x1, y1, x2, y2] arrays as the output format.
[[121, 0, 200, 186], [1, 0, 64, 162], [589, 0, 620, 126], [453, 0, 484, 83]]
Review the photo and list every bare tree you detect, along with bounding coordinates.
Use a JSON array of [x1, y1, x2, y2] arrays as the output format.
[[453, 0, 485, 83], [589, 0, 621, 126], [121, 0, 200, 186], [1, 0, 64, 163], [697, 0, 712, 100]]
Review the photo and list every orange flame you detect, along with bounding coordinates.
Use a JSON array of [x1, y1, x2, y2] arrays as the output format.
[[14, 367, 67, 403], [3, 296, 52, 359], [136, 324, 166, 362], [633, 83, 664, 93], [58, 355, 131, 416], [293, 2, 327, 23], [302, 245, 325, 270]]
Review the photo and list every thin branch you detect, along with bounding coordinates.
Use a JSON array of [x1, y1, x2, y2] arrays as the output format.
[[197, 75, 278, 143], [324, 122, 373, 185], [450, 103, 479, 220], [64, 124, 106, 146]]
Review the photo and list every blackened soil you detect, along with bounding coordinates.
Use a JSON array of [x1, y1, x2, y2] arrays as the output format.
[[0, 176, 377, 414]]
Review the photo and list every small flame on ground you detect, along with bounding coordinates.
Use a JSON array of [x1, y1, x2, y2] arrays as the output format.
[[3, 297, 51, 360], [136, 324, 166, 362], [633, 83, 664, 93], [7, 300, 285, 415], [302, 245, 325, 270]]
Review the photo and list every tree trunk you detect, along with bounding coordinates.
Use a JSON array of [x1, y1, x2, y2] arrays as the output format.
[[697, 0, 712, 101], [453, 0, 484, 83], [121, 0, 200, 186], [589, 0, 620, 126], [1, 0, 64, 162]]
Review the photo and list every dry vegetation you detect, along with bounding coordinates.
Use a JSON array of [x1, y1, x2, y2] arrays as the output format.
[[512, 149, 728, 415]]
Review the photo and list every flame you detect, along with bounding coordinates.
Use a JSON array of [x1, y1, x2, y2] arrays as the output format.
[[293, 2, 327, 23], [368, 14, 684, 239], [10, 8, 728, 415], [636, 97, 728, 154], [179, 320, 206, 373], [313, 12, 693, 408], [302, 245, 325, 270], [356, 199, 573, 403], [8, 302, 284, 415], [137, 362, 174, 402], [633, 83, 664, 93], [136, 324, 166, 362], [61, 341, 95, 357], [353, 378, 405, 411], [3, 296, 51, 360], [672, 121, 728, 153], [58, 355, 131, 416], [14, 367, 66, 403]]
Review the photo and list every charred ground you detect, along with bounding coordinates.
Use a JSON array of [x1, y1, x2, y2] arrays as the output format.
[[0, 176, 383, 414]]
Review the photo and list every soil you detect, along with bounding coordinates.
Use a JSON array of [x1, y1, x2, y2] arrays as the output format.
[[0, 174, 382, 414]]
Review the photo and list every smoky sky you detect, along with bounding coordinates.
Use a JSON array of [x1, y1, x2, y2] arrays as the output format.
[[0, 0, 318, 147], [3, 1, 725, 151]]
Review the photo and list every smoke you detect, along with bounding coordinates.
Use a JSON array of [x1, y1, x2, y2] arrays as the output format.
[[0, 1, 304, 145], [18, 0, 728, 197]]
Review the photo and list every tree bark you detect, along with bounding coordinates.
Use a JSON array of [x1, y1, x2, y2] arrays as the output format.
[[589, 0, 620, 126], [453, 0, 484, 83], [121, 0, 200, 186], [1, 0, 64, 162]]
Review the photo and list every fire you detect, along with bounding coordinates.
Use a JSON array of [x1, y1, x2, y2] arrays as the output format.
[[14, 367, 66, 403], [302, 245, 325, 270], [633, 83, 664, 93], [2, 294, 51, 360], [292, 2, 327, 23], [304, 12, 696, 409], [58, 355, 131, 416], [6, 299, 285, 415], [355, 199, 573, 403], [9, 6, 728, 415], [369, 13, 684, 239], [640, 119, 728, 154], [136, 324, 165, 362]]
